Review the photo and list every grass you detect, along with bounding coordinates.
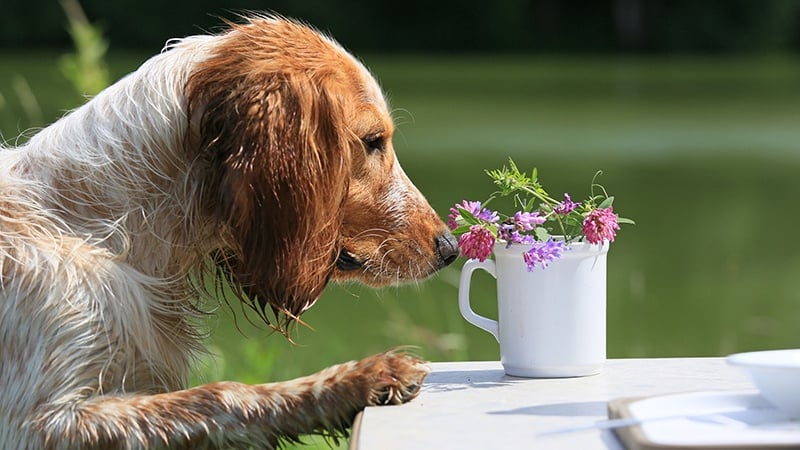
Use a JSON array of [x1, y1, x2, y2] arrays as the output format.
[[3, 51, 800, 447]]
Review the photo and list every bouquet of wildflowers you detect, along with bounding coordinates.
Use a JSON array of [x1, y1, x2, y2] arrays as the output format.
[[448, 159, 633, 271]]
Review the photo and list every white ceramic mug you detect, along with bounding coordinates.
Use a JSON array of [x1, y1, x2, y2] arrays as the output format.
[[459, 240, 609, 378]]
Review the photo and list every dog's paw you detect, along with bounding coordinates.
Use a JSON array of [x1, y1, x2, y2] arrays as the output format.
[[357, 349, 431, 406]]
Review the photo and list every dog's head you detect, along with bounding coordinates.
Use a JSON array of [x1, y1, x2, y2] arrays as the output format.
[[185, 17, 457, 331]]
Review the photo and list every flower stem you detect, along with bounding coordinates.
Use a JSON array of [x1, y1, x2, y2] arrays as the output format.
[[516, 185, 571, 239]]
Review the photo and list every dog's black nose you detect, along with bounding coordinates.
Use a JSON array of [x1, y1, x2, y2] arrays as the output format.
[[435, 232, 459, 268]]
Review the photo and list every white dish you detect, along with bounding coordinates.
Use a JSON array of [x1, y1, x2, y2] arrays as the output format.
[[544, 390, 800, 445], [625, 391, 800, 447], [728, 349, 800, 418]]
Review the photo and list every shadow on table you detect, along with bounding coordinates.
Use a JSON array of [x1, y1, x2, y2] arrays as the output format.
[[422, 368, 520, 393], [488, 400, 608, 417], [491, 402, 624, 449]]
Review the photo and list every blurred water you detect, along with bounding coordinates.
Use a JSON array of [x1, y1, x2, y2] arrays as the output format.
[[2, 53, 800, 382]]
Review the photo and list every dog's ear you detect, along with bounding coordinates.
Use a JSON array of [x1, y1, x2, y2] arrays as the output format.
[[186, 65, 350, 332]]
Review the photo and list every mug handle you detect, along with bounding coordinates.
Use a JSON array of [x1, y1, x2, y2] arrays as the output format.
[[458, 259, 500, 342]]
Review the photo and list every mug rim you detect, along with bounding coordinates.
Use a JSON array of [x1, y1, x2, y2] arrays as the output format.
[[493, 238, 610, 255]]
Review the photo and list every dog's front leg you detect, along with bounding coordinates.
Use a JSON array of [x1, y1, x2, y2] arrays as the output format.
[[32, 350, 429, 450]]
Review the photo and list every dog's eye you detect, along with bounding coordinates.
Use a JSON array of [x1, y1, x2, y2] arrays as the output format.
[[362, 135, 385, 154]]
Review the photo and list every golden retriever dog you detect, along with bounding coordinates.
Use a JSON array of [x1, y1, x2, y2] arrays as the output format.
[[0, 15, 458, 449]]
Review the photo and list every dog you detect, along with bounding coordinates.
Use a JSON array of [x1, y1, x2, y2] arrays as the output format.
[[0, 15, 458, 449]]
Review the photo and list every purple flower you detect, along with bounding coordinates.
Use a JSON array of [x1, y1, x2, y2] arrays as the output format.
[[554, 193, 579, 215], [513, 211, 545, 231], [523, 238, 566, 271], [448, 200, 480, 230], [477, 208, 500, 224], [499, 225, 535, 247], [458, 225, 495, 261], [582, 207, 620, 244], [448, 200, 499, 230]]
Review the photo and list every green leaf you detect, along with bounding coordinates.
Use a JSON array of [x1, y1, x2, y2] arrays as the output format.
[[520, 197, 530, 212], [598, 196, 615, 209], [535, 227, 550, 241], [458, 207, 480, 225], [451, 224, 473, 235], [617, 217, 636, 225], [563, 215, 582, 227]]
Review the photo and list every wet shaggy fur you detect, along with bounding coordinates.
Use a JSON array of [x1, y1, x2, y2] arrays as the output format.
[[0, 16, 457, 449]]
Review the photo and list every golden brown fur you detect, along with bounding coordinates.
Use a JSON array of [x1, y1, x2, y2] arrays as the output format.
[[0, 16, 457, 449]]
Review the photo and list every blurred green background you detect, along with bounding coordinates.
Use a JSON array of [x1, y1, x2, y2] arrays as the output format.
[[3, 1, 800, 447]]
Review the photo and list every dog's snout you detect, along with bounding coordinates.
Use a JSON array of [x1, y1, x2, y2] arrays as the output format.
[[435, 232, 459, 267]]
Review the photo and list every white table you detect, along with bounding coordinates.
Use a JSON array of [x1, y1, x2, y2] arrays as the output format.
[[351, 358, 755, 449]]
